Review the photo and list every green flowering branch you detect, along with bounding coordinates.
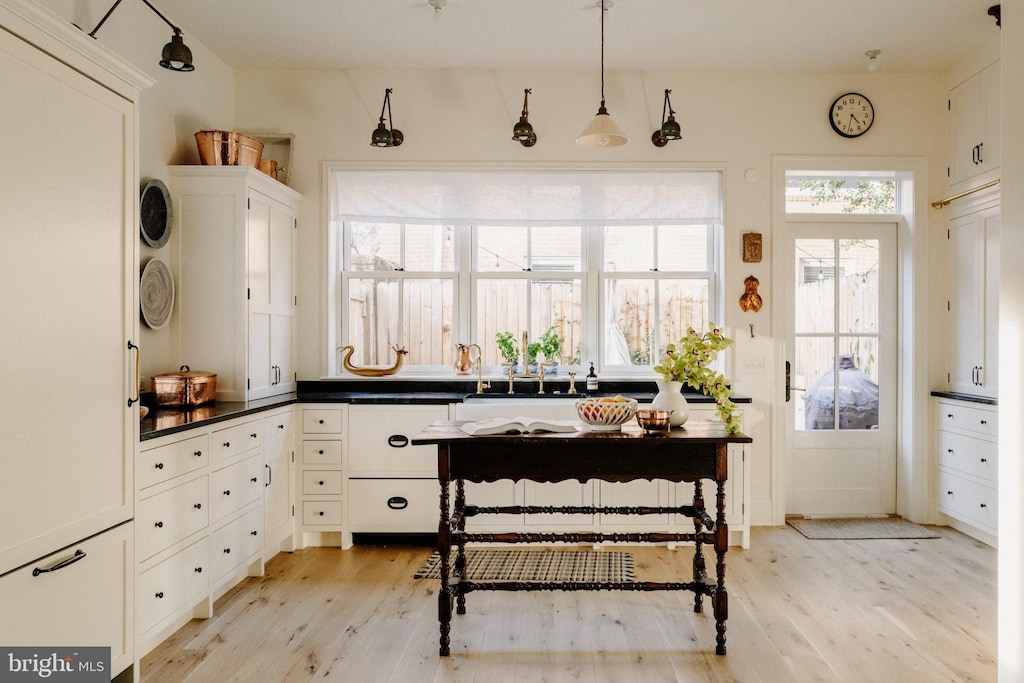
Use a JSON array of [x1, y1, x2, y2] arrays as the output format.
[[653, 324, 742, 433]]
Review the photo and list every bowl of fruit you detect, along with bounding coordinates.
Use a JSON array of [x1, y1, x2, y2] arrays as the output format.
[[575, 395, 638, 431]]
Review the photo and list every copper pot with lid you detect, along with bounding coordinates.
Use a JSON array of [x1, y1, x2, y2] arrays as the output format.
[[152, 365, 217, 407]]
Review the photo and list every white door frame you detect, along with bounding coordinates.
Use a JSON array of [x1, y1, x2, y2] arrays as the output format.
[[769, 156, 932, 526]]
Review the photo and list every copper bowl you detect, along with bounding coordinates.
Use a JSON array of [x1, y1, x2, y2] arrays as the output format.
[[195, 130, 263, 167], [636, 409, 673, 432]]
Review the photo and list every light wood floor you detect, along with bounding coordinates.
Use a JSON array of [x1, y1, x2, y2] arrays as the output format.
[[141, 525, 996, 682]]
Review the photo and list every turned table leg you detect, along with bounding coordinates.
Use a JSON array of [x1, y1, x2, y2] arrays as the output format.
[[714, 477, 729, 655], [437, 453, 452, 657], [455, 478, 467, 615], [692, 480, 706, 614]]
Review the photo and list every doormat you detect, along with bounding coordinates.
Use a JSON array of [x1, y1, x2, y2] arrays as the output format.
[[787, 517, 940, 540], [413, 549, 635, 582]]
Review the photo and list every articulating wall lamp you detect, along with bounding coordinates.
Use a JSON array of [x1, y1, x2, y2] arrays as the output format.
[[371, 88, 404, 148], [651, 89, 681, 147], [86, 0, 194, 72], [512, 89, 537, 147], [576, 1, 627, 147]]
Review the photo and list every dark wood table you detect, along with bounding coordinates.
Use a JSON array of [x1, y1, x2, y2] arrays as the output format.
[[411, 420, 752, 657]]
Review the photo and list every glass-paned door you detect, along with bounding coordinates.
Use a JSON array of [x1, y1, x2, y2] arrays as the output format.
[[785, 222, 897, 515]]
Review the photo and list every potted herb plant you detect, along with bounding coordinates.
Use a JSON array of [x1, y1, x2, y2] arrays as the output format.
[[496, 332, 520, 371], [538, 325, 564, 374], [652, 324, 740, 432]]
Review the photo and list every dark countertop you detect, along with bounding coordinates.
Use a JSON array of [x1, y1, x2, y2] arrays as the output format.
[[140, 378, 751, 441], [929, 390, 997, 406]]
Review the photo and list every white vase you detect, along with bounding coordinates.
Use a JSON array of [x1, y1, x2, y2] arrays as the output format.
[[651, 379, 689, 427]]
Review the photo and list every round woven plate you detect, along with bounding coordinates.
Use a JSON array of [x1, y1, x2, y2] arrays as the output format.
[[140, 258, 174, 329], [140, 179, 172, 248]]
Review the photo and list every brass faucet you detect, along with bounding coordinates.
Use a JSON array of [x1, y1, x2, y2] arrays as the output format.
[[507, 364, 516, 394], [567, 371, 578, 394], [472, 344, 490, 394], [538, 365, 545, 394]]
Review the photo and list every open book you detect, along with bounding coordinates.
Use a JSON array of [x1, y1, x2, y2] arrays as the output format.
[[460, 416, 579, 436]]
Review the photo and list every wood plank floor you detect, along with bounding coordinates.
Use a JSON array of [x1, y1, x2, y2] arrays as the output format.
[[141, 525, 996, 682]]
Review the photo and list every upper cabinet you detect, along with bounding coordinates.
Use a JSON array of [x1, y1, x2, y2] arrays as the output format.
[[170, 167, 300, 401], [948, 61, 1001, 189]]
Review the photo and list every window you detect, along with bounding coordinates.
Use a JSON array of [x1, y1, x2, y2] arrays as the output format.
[[330, 169, 723, 375], [786, 172, 897, 214]]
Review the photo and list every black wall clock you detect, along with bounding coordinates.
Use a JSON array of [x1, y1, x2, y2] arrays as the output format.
[[829, 93, 874, 138]]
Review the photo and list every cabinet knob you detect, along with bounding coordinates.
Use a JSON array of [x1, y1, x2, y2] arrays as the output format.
[[277, 424, 285, 430], [318, 511, 325, 516], [224, 490, 231, 496], [251, 477, 258, 483], [980, 420, 988, 425], [947, 449, 954, 454], [154, 521, 163, 528], [947, 490, 954, 495], [194, 567, 203, 573], [980, 503, 988, 508], [319, 419, 325, 424], [223, 441, 231, 448], [194, 450, 203, 457], [318, 450, 324, 455], [194, 503, 202, 509], [155, 462, 164, 469], [981, 458, 988, 463], [224, 548, 231, 554], [251, 530, 258, 536], [251, 433, 258, 439], [155, 592, 164, 599], [947, 414, 954, 419], [319, 480, 325, 486]]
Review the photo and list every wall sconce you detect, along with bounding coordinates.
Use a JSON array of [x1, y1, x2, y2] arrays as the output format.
[[86, 0, 194, 72], [512, 89, 537, 147], [865, 49, 880, 72], [651, 89, 681, 147], [371, 88, 404, 148]]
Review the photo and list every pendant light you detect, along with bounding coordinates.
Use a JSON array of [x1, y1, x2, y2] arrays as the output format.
[[651, 89, 681, 147], [576, 1, 627, 147], [85, 0, 195, 72], [512, 88, 537, 147], [371, 88, 404, 148]]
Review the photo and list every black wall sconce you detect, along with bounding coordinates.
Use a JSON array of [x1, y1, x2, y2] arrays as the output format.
[[86, 0, 194, 72], [371, 88, 404, 148], [651, 89, 681, 147], [512, 89, 537, 147]]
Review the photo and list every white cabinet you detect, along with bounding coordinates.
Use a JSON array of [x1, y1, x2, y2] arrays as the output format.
[[947, 199, 999, 398], [948, 61, 1000, 188], [347, 404, 451, 534], [297, 406, 348, 546], [935, 397, 997, 545], [170, 166, 300, 401], [263, 409, 295, 560]]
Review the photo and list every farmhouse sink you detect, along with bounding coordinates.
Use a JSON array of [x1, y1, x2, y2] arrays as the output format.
[[463, 393, 587, 401]]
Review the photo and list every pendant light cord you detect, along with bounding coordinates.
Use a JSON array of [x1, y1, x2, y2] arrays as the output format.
[[599, 3, 606, 106]]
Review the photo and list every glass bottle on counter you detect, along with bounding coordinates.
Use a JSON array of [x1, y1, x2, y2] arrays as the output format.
[[586, 362, 598, 392]]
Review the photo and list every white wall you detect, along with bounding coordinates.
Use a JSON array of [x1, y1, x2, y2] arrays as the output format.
[[234, 66, 946, 525]]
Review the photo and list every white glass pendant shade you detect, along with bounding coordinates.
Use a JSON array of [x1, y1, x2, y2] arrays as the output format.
[[576, 105, 628, 147]]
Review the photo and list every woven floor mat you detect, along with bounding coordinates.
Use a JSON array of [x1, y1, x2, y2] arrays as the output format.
[[787, 517, 941, 540], [413, 548, 635, 581]]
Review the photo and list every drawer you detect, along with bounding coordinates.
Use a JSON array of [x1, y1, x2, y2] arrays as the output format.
[[138, 433, 209, 490], [302, 470, 343, 495], [348, 405, 448, 476], [136, 537, 208, 635], [303, 440, 343, 464], [937, 430, 997, 483], [348, 478, 437, 532], [210, 506, 262, 580], [302, 500, 344, 526], [210, 455, 263, 522], [212, 419, 262, 463], [136, 475, 209, 561], [939, 468, 998, 531], [0, 523, 132, 673], [936, 401, 997, 438], [263, 409, 295, 448], [302, 408, 343, 434]]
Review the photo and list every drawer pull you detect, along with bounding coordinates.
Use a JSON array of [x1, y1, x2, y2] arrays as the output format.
[[980, 420, 988, 425], [266, 464, 272, 487], [981, 458, 988, 463], [387, 496, 409, 510], [251, 433, 258, 439], [947, 414, 954, 419], [194, 567, 203, 573], [251, 477, 258, 483], [947, 490, 954, 495], [194, 503, 202, 510], [319, 480, 325, 486], [318, 511, 325, 516], [318, 449, 325, 455], [251, 530, 258, 536], [154, 521, 164, 528], [224, 490, 231, 496], [155, 462, 164, 469], [224, 548, 231, 554], [223, 441, 231, 448], [195, 450, 203, 457], [947, 449, 954, 454], [319, 419, 325, 424], [277, 424, 285, 430], [155, 592, 164, 599], [980, 503, 988, 508], [388, 434, 409, 448], [32, 549, 85, 577]]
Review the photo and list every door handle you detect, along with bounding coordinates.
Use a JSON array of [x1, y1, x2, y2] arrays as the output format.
[[785, 361, 791, 402]]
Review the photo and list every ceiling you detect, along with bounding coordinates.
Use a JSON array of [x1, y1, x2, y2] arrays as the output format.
[[166, 0, 1001, 74]]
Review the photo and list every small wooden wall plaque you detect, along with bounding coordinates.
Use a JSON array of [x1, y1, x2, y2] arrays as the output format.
[[743, 233, 762, 263]]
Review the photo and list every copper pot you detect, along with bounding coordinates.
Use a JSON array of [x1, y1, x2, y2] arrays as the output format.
[[152, 365, 217, 406], [258, 158, 285, 182], [195, 130, 263, 168]]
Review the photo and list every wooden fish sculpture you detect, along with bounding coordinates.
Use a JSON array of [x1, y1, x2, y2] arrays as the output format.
[[338, 344, 408, 377]]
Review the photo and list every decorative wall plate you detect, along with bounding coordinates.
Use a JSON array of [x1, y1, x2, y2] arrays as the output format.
[[140, 258, 174, 329], [140, 179, 172, 248]]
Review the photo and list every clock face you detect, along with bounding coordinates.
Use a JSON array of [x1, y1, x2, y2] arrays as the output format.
[[829, 93, 874, 138]]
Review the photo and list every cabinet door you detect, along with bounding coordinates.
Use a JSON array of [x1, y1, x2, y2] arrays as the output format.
[[0, 28, 134, 575], [948, 206, 998, 397], [348, 405, 449, 476], [949, 71, 985, 186]]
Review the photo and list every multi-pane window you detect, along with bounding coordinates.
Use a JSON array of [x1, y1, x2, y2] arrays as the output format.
[[331, 169, 723, 375]]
